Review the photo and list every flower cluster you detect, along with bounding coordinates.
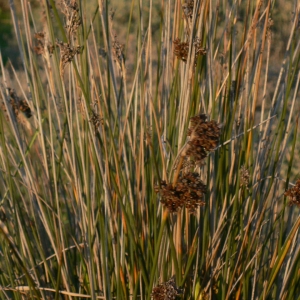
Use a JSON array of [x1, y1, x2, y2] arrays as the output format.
[[112, 36, 124, 66], [184, 114, 221, 163], [33, 32, 55, 57], [56, 41, 82, 75], [194, 37, 207, 57], [151, 278, 181, 300], [61, 0, 81, 39], [173, 38, 206, 64], [89, 109, 103, 132], [155, 114, 220, 213], [55, 0, 82, 75], [240, 165, 250, 187], [182, 0, 194, 19], [284, 180, 300, 208], [155, 172, 206, 214], [173, 38, 189, 62], [2, 88, 32, 119]]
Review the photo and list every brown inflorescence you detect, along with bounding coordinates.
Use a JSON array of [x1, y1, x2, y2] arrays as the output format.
[[61, 0, 81, 38], [151, 278, 181, 300], [173, 38, 189, 62], [112, 37, 124, 65], [173, 38, 206, 64], [89, 109, 102, 132], [240, 165, 250, 188], [56, 41, 82, 75], [184, 114, 221, 163], [284, 179, 300, 208], [182, 0, 194, 19], [155, 172, 206, 213], [33, 32, 55, 56], [1, 88, 32, 119], [19, 99, 32, 118], [193, 37, 207, 58]]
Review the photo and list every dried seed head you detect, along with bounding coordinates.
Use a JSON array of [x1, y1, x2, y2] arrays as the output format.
[[151, 278, 181, 300], [1, 88, 32, 122], [155, 180, 183, 213], [155, 172, 206, 213], [19, 99, 32, 118], [240, 165, 250, 188], [284, 179, 300, 208], [56, 41, 82, 75], [184, 145, 208, 164], [89, 110, 102, 132], [173, 37, 206, 65], [193, 37, 207, 59], [182, 0, 194, 19], [173, 38, 189, 62], [8, 88, 20, 117], [178, 172, 206, 213], [267, 18, 274, 40], [112, 37, 124, 65], [144, 126, 152, 146], [34, 32, 45, 41], [8, 88, 31, 119], [34, 32, 54, 57], [61, 0, 81, 38], [183, 114, 221, 163]]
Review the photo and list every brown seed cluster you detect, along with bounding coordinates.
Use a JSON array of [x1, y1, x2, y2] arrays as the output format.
[[173, 38, 206, 64], [89, 110, 102, 132], [284, 179, 300, 208], [56, 41, 82, 75], [112, 37, 124, 65], [55, 0, 82, 76], [19, 99, 32, 118], [33, 32, 55, 56], [1, 88, 32, 119], [182, 0, 194, 19], [173, 38, 189, 62], [193, 37, 207, 57], [240, 165, 250, 187], [155, 172, 206, 213], [155, 114, 220, 213], [184, 114, 221, 163], [151, 278, 181, 300], [61, 0, 81, 39]]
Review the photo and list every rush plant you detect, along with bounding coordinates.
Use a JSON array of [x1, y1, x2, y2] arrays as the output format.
[[0, 0, 299, 299]]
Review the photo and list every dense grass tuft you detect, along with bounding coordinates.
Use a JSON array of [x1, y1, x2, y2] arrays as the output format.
[[0, 0, 299, 299]]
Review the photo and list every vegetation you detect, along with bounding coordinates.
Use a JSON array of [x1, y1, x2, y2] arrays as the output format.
[[0, 0, 299, 299]]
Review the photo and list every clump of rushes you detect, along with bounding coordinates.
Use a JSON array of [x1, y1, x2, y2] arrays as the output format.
[[173, 38, 206, 64], [151, 278, 181, 300], [155, 114, 221, 213], [284, 179, 300, 208]]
